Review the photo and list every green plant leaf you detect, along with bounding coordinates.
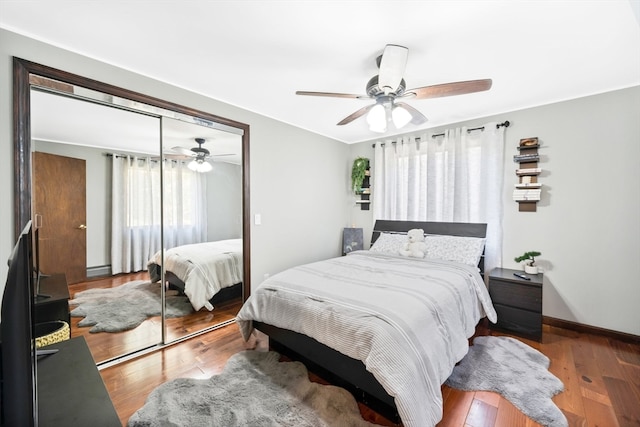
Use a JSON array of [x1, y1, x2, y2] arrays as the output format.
[[351, 157, 369, 193]]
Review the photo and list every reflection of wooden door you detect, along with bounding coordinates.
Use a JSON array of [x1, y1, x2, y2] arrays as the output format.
[[33, 152, 87, 284]]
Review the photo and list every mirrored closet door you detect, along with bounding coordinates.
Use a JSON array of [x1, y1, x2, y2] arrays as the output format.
[[30, 87, 165, 363], [158, 117, 244, 343], [13, 58, 250, 365]]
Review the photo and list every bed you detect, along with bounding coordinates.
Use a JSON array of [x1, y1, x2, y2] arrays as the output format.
[[147, 239, 243, 311], [236, 220, 497, 427]]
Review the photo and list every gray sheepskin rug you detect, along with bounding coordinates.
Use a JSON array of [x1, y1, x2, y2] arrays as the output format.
[[69, 280, 193, 333], [127, 350, 378, 427], [445, 335, 567, 427]]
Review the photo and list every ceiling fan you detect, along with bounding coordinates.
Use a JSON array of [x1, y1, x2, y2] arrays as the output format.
[[296, 44, 492, 133], [166, 137, 233, 172]]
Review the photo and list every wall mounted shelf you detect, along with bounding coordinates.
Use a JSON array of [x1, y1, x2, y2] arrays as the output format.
[[356, 167, 371, 210], [513, 137, 542, 212]]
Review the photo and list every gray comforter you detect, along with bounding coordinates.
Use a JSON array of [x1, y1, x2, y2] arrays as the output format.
[[237, 251, 497, 427]]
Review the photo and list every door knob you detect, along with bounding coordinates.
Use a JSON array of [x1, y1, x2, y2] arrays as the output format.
[[78, 224, 87, 229]]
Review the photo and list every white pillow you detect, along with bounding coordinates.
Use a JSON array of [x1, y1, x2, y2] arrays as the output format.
[[369, 232, 407, 254], [423, 235, 485, 267]]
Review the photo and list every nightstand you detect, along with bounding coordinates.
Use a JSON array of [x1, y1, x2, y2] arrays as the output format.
[[488, 267, 543, 341]]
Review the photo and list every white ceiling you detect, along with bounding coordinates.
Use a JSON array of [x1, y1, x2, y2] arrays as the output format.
[[1, 1, 639, 144]]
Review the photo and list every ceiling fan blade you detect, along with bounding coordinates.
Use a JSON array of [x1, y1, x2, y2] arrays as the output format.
[[211, 153, 235, 157], [407, 79, 492, 99], [296, 91, 366, 99], [164, 153, 190, 159], [378, 44, 408, 94], [170, 146, 194, 156], [395, 102, 428, 125], [337, 104, 375, 126]]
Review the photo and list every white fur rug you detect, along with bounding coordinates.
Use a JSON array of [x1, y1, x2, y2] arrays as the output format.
[[445, 335, 568, 427], [127, 350, 378, 427]]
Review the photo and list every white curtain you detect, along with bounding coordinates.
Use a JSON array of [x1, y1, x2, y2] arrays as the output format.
[[111, 155, 207, 274], [373, 122, 505, 272]]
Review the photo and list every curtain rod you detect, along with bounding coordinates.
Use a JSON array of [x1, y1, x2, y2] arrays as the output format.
[[372, 120, 510, 147], [104, 153, 182, 163], [104, 153, 149, 159], [431, 120, 510, 139]]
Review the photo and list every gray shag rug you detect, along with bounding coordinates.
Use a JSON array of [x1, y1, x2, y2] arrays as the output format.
[[445, 335, 568, 427], [127, 350, 378, 427], [69, 280, 194, 333]]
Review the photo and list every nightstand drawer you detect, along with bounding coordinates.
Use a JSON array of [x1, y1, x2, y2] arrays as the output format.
[[493, 303, 542, 339], [489, 280, 541, 312]]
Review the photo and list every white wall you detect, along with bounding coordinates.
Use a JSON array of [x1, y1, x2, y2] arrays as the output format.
[[350, 86, 640, 336], [206, 162, 242, 241], [0, 29, 351, 305]]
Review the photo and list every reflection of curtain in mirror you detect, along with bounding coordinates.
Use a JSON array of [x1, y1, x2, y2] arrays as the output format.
[[110, 155, 207, 274], [162, 159, 207, 248]]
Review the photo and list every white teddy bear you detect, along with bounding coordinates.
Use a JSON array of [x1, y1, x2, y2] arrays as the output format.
[[399, 228, 428, 258]]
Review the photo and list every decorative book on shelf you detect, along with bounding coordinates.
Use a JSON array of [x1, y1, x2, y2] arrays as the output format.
[[513, 153, 540, 162], [512, 189, 541, 201], [515, 137, 542, 212], [515, 182, 542, 188], [516, 167, 542, 175]]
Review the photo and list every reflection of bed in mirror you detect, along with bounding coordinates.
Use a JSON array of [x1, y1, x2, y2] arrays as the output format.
[[148, 239, 243, 311], [237, 220, 495, 427]]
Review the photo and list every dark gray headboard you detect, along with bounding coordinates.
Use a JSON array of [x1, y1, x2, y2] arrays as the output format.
[[371, 220, 488, 273]]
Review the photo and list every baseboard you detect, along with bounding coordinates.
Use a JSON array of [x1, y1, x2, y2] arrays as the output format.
[[543, 316, 640, 344], [86, 265, 111, 278]]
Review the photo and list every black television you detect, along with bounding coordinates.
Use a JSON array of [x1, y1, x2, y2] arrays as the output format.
[[32, 218, 49, 301], [1, 220, 38, 426]]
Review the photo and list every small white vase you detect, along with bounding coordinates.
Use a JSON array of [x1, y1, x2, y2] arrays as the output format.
[[524, 265, 538, 275]]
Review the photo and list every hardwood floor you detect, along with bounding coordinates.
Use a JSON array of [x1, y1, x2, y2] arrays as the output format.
[[97, 316, 640, 426], [68, 272, 242, 363]]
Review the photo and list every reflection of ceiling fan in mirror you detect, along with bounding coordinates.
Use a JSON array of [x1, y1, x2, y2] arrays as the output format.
[[166, 138, 234, 172], [296, 44, 492, 133]]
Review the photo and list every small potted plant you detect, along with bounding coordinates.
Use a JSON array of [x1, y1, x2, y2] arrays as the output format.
[[514, 251, 541, 274], [351, 157, 369, 194]]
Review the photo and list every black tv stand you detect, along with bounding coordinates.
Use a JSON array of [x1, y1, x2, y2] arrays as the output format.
[[37, 337, 120, 426], [33, 274, 69, 325], [36, 348, 58, 358]]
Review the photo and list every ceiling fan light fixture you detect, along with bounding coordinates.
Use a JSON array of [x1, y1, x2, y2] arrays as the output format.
[[198, 161, 213, 172], [392, 104, 412, 129], [366, 103, 387, 133], [188, 158, 212, 172]]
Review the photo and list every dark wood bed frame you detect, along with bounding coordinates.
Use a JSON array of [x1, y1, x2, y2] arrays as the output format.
[[254, 220, 487, 422]]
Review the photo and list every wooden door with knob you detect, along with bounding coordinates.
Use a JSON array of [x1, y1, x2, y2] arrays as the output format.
[[33, 151, 87, 284]]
